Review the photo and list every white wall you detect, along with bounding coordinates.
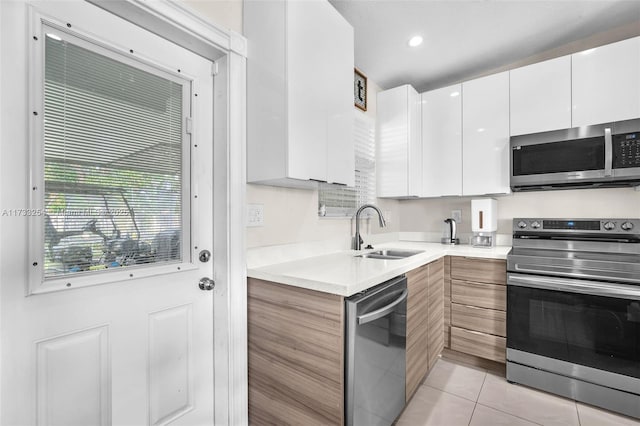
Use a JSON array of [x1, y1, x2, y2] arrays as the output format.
[[183, 0, 243, 33], [399, 187, 640, 236]]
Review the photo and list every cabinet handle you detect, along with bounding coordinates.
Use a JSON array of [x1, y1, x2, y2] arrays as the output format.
[[604, 127, 612, 177]]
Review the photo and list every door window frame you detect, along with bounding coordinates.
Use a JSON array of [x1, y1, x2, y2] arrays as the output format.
[[28, 11, 199, 294]]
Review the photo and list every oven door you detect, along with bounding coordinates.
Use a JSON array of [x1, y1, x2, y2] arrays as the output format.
[[507, 273, 640, 387]]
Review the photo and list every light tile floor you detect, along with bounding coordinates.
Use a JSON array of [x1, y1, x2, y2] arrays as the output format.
[[396, 358, 640, 426]]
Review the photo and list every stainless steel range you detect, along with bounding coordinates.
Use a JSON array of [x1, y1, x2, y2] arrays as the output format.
[[506, 218, 640, 419]]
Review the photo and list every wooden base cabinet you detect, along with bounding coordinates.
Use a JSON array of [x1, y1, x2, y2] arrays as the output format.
[[248, 278, 345, 425], [448, 256, 507, 363], [405, 258, 444, 401], [248, 259, 446, 423]]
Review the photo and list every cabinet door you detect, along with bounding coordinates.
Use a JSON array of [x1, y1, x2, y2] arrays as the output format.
[[377, 85, 422, 197], [427, 258, 444, 369], [462, 72, 511, 196], [510, 56, 572, 135], [325, 4, 355, 186], [421, 84, 462, 197], [287, 0, 330, 182], [406, 264, 428, 401], [572, 36, 640, 127]]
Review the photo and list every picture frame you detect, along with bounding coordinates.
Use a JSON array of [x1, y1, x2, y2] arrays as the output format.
[[354, 68, 367, 111]]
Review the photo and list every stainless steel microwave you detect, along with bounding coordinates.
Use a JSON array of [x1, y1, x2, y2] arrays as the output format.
[[510, 118, 640, 191]]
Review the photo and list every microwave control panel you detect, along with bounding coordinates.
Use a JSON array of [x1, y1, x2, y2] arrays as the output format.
[[613, 132, 640, 169]]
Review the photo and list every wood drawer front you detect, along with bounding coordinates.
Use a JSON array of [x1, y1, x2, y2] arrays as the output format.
[[451, 303, 506, 337], [451, 257, 506, 285], [451, 280, 506, 311], [450, 326, 506, 363]]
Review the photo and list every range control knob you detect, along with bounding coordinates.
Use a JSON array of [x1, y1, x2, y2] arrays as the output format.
[[621, 221, 634, 231], [531, 221, 541, 229], [517, 221, 527, 229], [603, 221, 616, 231]]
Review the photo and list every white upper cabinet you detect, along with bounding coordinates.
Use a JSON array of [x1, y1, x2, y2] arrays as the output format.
[[245, 0, 355, 188], [377, 85, 422, 197], [510, 56, 572, 135], [421, 84, 462, 197], [462, 72, 511, 196], [572, 36, 640, 127]]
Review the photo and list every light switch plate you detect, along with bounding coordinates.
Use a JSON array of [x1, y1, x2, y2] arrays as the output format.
[[247, 204, 264, 227], [452, 210, 462, 223]]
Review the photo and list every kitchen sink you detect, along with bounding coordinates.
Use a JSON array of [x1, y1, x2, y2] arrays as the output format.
[[356, 249, 424, 260]]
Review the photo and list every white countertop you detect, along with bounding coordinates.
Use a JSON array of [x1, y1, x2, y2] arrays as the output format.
[[247, 241, 511, 297]]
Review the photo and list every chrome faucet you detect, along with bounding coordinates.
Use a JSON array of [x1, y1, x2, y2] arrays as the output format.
[[353, 204, 387, 250], [444, 218, 459, 244]]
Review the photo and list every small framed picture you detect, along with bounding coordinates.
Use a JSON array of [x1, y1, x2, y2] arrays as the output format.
[[354, 68, 367, 111]]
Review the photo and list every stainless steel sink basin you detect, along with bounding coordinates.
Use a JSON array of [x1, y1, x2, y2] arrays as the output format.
[[356, 249, 424, 260]]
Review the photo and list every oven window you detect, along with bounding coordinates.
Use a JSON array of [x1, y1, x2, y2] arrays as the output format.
[[512, 137, 604, 176], [508, 286, 640, 379]]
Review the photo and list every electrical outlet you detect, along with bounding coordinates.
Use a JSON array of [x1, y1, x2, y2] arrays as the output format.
[[452, 210, 462, 223], [247, 204, 264, 227]]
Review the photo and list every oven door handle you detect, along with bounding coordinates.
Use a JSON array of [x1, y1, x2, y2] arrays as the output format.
[[508, 273, 640, 300]]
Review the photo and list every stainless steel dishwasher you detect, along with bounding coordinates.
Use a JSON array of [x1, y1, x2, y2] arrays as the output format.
[[345, 275, 407, 426]]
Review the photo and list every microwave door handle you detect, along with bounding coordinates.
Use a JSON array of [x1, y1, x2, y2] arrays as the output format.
[[507, 273, 640, 300], [604, 127, 612, 177], [357, 289, 408, 325]]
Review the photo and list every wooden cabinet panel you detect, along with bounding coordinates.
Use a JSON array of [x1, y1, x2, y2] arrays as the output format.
[[444, 256, 451, 349], [451, 303, 506, 337], [451, 257, 506, 285], [406, 264, 428, 401], [451, 326, 506, 363], [452, 280, 506, 311], [406, 324, 428, 402], [248, 278, 344, 425], [427, 258, 444, 369]]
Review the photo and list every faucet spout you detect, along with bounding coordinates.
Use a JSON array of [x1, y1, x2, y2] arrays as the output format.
[[353, 204, 387, 250], [444, 218, 458, 244]]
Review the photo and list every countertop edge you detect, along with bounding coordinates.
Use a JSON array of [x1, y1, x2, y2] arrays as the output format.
[[247, 242, 510, 297]]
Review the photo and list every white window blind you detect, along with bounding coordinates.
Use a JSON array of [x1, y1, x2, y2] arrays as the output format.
[[42, 30, 188, 278], [318, 111, 376, 217]]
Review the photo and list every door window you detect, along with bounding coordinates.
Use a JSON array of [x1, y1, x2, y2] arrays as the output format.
[[36, 24, 191, 281]]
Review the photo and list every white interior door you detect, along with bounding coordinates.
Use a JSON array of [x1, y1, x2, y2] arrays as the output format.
[[1, 1, 215, 424]]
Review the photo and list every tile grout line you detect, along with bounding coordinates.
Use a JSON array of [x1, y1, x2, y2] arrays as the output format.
[[476, 371, 545, 426]]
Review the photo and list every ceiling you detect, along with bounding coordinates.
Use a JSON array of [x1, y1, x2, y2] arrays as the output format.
[[329, 0, 640, 92]]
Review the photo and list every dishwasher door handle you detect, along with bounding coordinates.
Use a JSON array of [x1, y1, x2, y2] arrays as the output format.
[[357, 289, 408, 325]]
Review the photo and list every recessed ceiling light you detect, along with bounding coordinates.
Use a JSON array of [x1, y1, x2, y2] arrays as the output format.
[[450, 91, 460, 97], [477, 128, 485, 133], [46, 33, 62, 41], [408, 36, 423, 47]]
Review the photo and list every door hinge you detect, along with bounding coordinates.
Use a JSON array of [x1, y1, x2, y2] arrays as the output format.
[[185, 117, 193, 134], [211, 61, 218, 76]]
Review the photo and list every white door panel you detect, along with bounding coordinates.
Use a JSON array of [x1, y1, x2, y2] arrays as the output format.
[[1, 1, 215, 425]]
